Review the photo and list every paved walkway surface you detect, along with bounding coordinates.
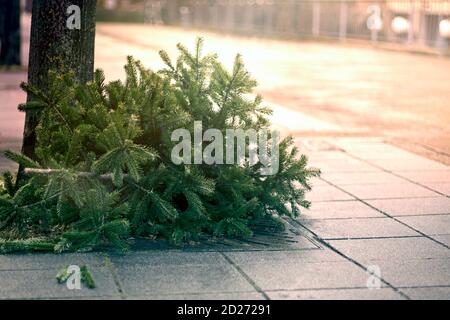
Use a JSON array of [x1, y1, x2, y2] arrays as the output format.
[[1, 138, 449, 300], [1, 24, 450, 300]]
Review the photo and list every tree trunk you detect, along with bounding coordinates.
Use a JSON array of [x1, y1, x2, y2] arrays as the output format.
[[22, 0, 97, 160], [0, 0, 21, 66]]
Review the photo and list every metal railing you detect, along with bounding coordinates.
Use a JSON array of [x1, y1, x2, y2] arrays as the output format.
[[100, 0, 450, 49]]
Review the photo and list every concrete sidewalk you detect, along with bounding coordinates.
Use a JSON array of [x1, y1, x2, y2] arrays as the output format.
[[1, 23, 449, 300], [1, 138, 449, 300]]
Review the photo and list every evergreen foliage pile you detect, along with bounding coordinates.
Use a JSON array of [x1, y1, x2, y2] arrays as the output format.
[[0, 39, 320, 253]]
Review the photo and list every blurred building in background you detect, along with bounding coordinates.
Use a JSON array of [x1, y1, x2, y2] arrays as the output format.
[[97, 0, 450, 50]]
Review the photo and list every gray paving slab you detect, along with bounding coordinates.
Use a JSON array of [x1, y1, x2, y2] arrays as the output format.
[[330, 141, 448, 171], [310, 177, 329, 187], [51, 295, 122, 300], [307, 185, 355, 202], [329, 140, 414, 160], [0, 89, 26, 143], [222, 255, 375, 291], [368, 157, 449, 171], [328, 237, 450, 262], [306, 151, 353, 161], [110, 251, 258, 297], [304, 201, 385, 220], [0, 253, 105, 271], [366, 258, 450, 288], [347, 148, 422, 161], [397, 215, 450, 236], [224, 249, 346, 265], [401, 287, 450, 300], [0, 267, 119, 299], [110, 251, 228, 267], [267, 288, 405, 300], [114, 263, 257, 297], [299, 217, 419, 240], [432, 235, 450, 247], [420, 182, 450, 196], [339, 183, 438, 200], [310, 157, 380, 174], [349, 148, 427, 161], [322, 171, 406, 186], [366, 197, 450, 216], [128, 292, 265, 300], [396, 170, 450, 183]]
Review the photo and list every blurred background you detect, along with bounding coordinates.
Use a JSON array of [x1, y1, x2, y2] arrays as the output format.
[[1, 0, 450, 172], [96, 0, 450, 50]]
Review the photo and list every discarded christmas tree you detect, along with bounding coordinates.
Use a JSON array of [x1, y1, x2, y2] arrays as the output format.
[[0, 39, 320, 253]]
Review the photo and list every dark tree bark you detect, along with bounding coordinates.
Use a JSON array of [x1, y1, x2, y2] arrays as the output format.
[[0, 0, 21, 66], [22, 0, 97, 160]]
